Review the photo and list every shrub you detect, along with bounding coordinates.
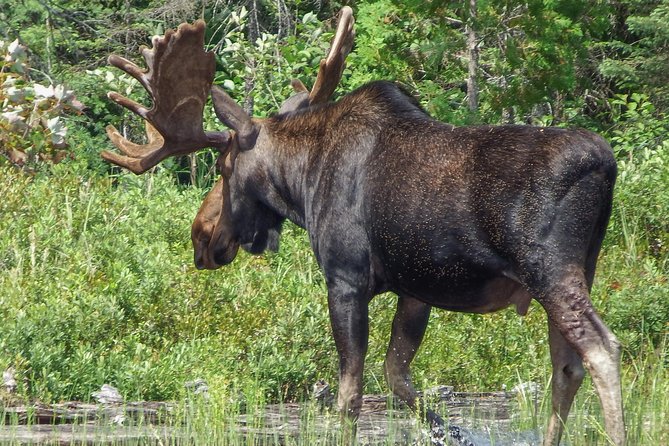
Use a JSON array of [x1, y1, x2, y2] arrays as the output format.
[[0, 39, 84, 169]]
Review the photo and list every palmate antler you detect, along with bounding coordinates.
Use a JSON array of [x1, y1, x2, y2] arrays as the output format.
[[102, 21, 230, 174], [289, 6, 355, 106]]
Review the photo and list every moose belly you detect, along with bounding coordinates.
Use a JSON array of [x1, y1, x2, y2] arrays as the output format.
[[380, 247, 532, 315], [395, 275, 531, 315]]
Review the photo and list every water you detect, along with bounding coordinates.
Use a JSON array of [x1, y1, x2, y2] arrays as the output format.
[[1, 388, 546, 445], [419, 423, 542, 446]]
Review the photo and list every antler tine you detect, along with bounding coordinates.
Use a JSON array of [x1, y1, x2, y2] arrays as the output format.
[[309, 6, 355, 105], [102, 20, 230, 174]]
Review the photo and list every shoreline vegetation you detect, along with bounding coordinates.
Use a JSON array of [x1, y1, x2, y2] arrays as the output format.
[[1, 373, 666, 444]]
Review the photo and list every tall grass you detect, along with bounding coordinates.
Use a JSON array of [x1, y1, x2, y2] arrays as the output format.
[[511, 336, 668, 445]]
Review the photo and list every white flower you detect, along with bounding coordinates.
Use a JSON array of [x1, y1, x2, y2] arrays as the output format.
[[47, 116, 68, 146]]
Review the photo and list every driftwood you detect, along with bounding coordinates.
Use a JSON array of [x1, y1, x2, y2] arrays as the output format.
[[0, 387, 542, 445], [2, 401, 173, 425], [2, 401, 176, 446]]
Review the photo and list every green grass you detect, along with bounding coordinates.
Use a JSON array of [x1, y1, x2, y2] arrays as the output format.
[[511, 336, 669, 445]]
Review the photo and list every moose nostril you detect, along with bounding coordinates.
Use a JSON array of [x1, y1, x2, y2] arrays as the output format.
[[193, 250, 207, 270], [212, 240, 239, 267]]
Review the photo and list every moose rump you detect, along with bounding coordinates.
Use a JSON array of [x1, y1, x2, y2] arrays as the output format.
[[365, 121, 617, 312]]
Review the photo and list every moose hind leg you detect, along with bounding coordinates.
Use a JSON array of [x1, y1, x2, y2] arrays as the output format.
[[384, 296, 443, 426], [544, 322, 586, 445], [539, 267, 624, 446]]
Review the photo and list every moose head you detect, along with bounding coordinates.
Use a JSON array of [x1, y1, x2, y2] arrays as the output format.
[[103, 8, 354, 270], [103, 7, 625, 446]]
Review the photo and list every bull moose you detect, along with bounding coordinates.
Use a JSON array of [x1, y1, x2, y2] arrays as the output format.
[[102, 7, 625, 445]]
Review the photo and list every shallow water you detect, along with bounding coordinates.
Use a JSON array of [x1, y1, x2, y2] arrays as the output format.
[[421, 424, 542, 446], [1, 388, 547, 445]]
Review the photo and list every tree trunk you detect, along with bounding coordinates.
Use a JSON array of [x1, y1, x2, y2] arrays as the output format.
[[244, 0, 259, 115], [45, 15, 53, 72], [466, 0, 479, 112]]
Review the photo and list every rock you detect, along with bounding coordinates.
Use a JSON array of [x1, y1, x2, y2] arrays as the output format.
[[312, 379, 334, 409], [422, 385, 454, 400], [92, 384, 123, 404], [510, 381, 541, 397], [185, 378, 209, 400], [3, 368, 17, 394], [110, 413, 126, 425]]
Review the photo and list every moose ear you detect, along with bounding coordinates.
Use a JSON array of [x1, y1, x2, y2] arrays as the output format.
[[291, 79, 308, 93], [211, 86, 259, 150]]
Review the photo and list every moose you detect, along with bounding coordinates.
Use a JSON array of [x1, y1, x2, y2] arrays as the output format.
[[102, 8, 625, 445]]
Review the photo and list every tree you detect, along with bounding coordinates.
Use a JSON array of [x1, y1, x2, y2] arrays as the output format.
[[599, 0, 669, 113], [387, 0, 611, 124], [466, 0, 479, 112]]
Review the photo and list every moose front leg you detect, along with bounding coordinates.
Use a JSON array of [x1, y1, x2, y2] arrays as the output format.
[[327, 281, 369, 440], [385, 296, 443, 427]]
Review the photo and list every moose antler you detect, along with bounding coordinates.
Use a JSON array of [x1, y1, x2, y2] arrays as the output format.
[[102, 20, 230, 174], [308, 6, 355, 105]]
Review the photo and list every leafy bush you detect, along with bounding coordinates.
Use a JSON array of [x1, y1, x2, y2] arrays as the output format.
[[597, 93, 669, 351], [605, 94, 669, 260], [0, 167, 332, 401], [0, 39, 83, 169]]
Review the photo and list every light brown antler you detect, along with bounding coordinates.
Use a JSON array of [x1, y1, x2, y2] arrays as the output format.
[[102, 20, 230, 174], [308, 6, 355, 105]]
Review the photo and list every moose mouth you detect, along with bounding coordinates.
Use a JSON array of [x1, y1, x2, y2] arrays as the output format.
[[209, 240, 240, 268]]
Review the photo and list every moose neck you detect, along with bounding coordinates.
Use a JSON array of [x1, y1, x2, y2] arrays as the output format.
[[246, 101, 373, 228], [243, 121, 317, 229], [235, 81, 429, 232]]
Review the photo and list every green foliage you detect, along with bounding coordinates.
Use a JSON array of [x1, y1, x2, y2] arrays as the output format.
[[209, 6, 331, 117], [604, 94, 669, 261], [599, 0, 669, 110], [386, 0, 611, 124], [0, 168, 204, 400], [353, 0, 471, 123], [0, 167, 334, 402], [0, 0, 153, 71], [596, 93, 669, 352], [0, 0, 172, 177], [599, 251, 669, 353]]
